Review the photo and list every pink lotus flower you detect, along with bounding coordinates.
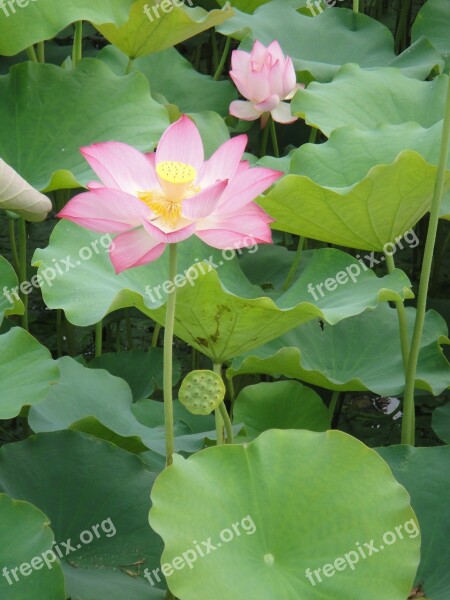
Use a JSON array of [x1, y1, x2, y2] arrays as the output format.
[[58, 116, 282, 273], [229, 40, 301, 126]]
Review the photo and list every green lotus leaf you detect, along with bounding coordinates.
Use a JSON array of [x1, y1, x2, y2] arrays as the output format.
[[233, 380, 330, 437], [0, 59, 169, 192], [97, 45, 237, 116], [87, 349, 181, 401], [413, 0, 450, 73], [286, 122, 450, 220], [292, 65, 448, 135], [229, 304, 450, 396], [0, 430, 166, 599], [431, 400, 450, 443], [377, 445, 450, 600], [0, 327, 59, 419], [150, 429, 420, 599], [218, 3, 442, 82], [96, 0, 233, 59], [261, 151, 450, 249], [0, 493, 65, 599], [28, 357, 215, 455], [33, 221, 413, 362], [0, 0, 135, 56], [0, 256, 24, 324]]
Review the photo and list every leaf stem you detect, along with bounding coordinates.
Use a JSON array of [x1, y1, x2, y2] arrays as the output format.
[[385, 253, 410, 372], [213, 36, 231, 81], [151, 323, 161, 348], [95, 321, 103, 358], [18, 217, 28, 331], [26, 45, 38, 63], [353, 0, 359, 13], [72, 21, 83, 67], [282, 236, 305, 291], [164, 244, 178, 466], [213, 363, 224, 445], [401, 74, 450, 446], [219, 401, 233, 444], [36, 41, 45, 63], [8, 216, 20, 276]]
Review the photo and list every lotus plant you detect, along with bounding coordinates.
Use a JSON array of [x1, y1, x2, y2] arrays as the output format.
[[229, 40, 301, 127], [58, 115, 282, 465]]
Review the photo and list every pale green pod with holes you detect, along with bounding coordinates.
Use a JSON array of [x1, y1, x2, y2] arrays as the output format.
[[178, 370, 225, 416]]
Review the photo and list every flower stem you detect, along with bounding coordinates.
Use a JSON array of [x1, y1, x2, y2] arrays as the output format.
[[213, 36, 231, 81], [95, 321, 103, 358], [269, 116, 279, 158], [260, 120, 270, 157], [385, 253, 410, 372], [125, 309, 134, 349], [72, 21, 83, 67], [18, 217, 28, 331], [353, 0, 359, 13], [164, 244, 178, 466], [282, 236, 305, 291], [401, 74, 450, 446]]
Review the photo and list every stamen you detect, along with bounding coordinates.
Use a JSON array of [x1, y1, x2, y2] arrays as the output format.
[[137, 191, 182, 226]]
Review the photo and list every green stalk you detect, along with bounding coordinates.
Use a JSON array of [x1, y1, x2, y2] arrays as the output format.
[[353, 0, 359, 13], [260, 120, 270, 157], [269, 116, 279, 158], [95, 321, 103, 358], [164, 244, 178, 467], [18, 218, 28, 331], [395, 0, 412, 53], [8, 217, 20, 276], [213, 363, 224, 445], [282, 236, 305, 291], [125, 57, 134, 75], [308, 126, 318, 144], [151, 323, 161, 348], [36, 41, 45, 63], [219, 401, 234, 444], [213, 36, 231, 81], [385, 253, 410, 372], [328, 391, 340, 422], [401, 74, 450, 446], [26, 46, 38, 62], [72, 21, 83, 67]]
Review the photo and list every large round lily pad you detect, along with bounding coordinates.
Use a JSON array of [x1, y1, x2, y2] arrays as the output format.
[[229, 304, 450, 396], [0, 59, 169, 191], [233, 381, 330, 436], [150, 429, 420, 599], [0, 327, 59, 419], [377, 445, 450, 600], [33, 222, 413, 362], [0, 493, 65, 599], [0, 256, 23, 325], [218, 2, 442, 82], [0, 430, 166, 600]]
